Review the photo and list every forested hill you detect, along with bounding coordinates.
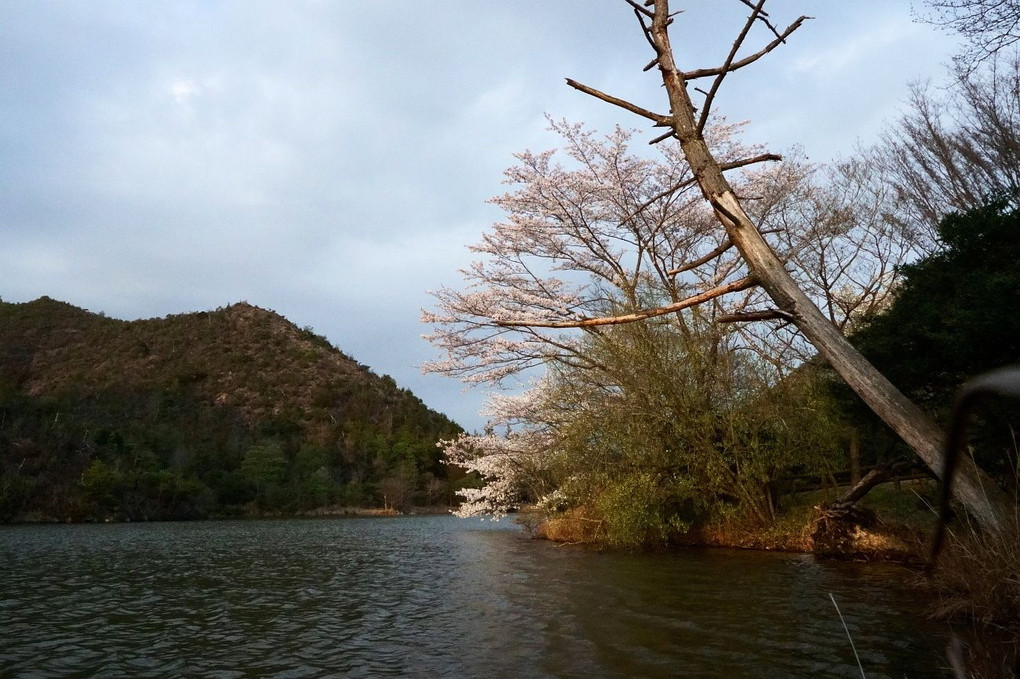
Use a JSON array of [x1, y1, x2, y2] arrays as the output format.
[[0, 296, 463, 522]]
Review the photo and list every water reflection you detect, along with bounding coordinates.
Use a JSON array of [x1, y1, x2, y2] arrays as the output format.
[[0, 516, 946, 678]]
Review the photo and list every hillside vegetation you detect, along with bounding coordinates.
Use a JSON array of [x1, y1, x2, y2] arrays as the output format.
[[0, 297, 464, 522]]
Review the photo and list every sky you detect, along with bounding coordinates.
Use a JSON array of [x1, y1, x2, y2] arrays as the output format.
[[0, 1, 960, 431]]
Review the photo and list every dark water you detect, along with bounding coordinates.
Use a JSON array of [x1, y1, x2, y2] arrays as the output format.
[[0, 515, 948, 678]]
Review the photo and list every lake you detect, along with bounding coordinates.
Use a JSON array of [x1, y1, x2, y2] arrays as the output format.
[[0, 515, 949, 678]]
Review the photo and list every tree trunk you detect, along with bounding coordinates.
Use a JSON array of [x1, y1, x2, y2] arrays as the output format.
[[646, 1, 1005, 530], [849, 429, 861, 487]]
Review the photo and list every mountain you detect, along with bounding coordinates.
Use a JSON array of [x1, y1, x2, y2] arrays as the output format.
[[0, 297, 464, 522]]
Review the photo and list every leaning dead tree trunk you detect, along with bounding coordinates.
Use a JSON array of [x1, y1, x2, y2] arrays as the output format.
[[568, 0, 1005, 529]]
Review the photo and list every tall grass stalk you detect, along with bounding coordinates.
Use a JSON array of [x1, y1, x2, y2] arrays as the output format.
[[930, 442, 1019, 679], [830, 593, 867, 679]]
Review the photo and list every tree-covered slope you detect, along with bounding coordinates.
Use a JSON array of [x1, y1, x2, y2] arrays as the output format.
[[0, 297, 463, 521]]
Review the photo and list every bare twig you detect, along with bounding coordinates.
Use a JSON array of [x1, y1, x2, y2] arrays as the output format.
[[649, 129, 677, 145], [618, 153, 781, 226], [667, 239, 733, 275], [724, 152, 783, 168], [624, 0, 654, 19]]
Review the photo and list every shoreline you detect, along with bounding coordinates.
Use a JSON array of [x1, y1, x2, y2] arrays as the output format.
[[5, 504, 927, 564], [3, 505, 457, 525]]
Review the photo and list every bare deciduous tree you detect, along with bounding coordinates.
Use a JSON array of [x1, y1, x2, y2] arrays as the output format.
[[881, 55, 1020, 244], [918, 0, 1020, 68], [560, 0, 1005, 528]]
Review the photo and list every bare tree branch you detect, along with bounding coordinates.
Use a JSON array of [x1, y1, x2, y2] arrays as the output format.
[[496, 277, 756, 328], [649, 130, 677, 145], [698, 0, 768, 134], [681, 15, 810, 81], [736, 0, 788, 40], [918, 0, 1020, 69], [724, 152, 783, 169], [716, 309, 793, 324], [624, 0, 655, 19], [565, 78, 672, 126], [667, 239, 733, 275]]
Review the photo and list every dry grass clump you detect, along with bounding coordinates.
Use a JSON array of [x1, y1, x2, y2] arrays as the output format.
[[692, 511, 815, 552], [929, 514, 1020, 679], [848, 525, 920, 556], [533, 507, 606, 544]]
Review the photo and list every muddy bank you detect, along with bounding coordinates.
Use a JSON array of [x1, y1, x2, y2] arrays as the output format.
[[524, 508, 926, 563]]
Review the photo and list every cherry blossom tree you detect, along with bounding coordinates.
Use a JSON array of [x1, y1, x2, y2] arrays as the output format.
[[423, 117, 770, 384], [441, 386, 558, 518], [423, 123, 929, 520], [440, 314, 842, 531]]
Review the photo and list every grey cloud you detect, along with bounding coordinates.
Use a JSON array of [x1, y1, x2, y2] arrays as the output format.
[[0, 1, 960, 429]]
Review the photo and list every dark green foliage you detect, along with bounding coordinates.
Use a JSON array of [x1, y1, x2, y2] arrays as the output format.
[[853, 200, 1020, 409], [532, 316, 843, 547], [847, 199, 1020, 477], [0, 298, 463, 521]]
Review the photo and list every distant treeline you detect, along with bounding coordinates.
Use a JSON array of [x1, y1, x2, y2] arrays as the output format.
[[0, 299, 467, 522]]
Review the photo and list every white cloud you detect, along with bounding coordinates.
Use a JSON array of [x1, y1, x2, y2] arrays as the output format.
[[791, 14, 933, 77], [168, 78, 199, 104]]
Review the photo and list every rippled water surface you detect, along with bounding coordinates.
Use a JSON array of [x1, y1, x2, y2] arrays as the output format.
[[0, 516, 948, 678]]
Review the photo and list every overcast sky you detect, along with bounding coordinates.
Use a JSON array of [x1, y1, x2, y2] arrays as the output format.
[[0, 1, 959, 431]]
